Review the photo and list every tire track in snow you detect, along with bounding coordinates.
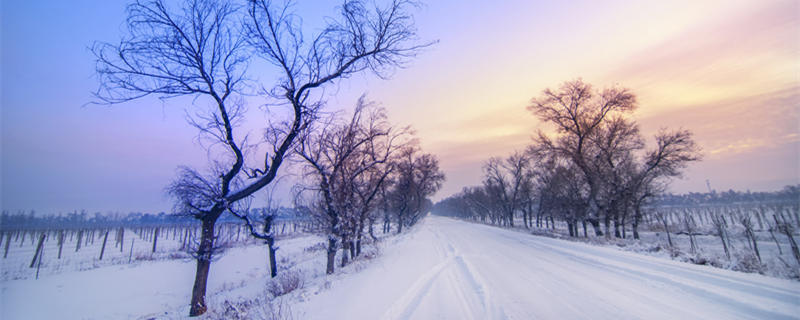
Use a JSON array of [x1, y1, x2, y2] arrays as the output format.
[[441, 225, 507, 319], [299, 217, 800, 320], [439, 221, 646, 319], [379, 255, 455, 320], [380, 227, 458, 320], [381, 225, 507, 320]]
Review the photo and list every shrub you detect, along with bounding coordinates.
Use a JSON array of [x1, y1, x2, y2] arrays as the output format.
[[303, 242, 326, 253], [212, 298, 294, 320], [731, 251, 766, 274], [267, 269, 305, 297]]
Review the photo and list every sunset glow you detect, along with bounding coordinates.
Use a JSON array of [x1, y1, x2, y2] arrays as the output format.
[[1, 0, 798, 213]]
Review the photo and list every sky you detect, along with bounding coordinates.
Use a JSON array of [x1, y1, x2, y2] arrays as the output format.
[[1, 0, 798, 215]]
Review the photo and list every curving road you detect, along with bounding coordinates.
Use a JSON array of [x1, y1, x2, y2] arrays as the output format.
[[296, 215, 800, 320]]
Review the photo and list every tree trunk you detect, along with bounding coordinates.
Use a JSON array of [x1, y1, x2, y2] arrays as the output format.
[[582, 220, 588, 237], [632, 209, 640, 240], [189, 218, 216, 317], [356, 233, 363, 257], [355, 220, 365, 257], [588, 218, 602, 236], [326, 237, 337, 274], [264, 215, 278, 278], [397, 215, 404, 234], [522, 211, 528, 229], [267, 240, 278, 278], [341, 236, 350, 267], [368, 217, 378, 242]]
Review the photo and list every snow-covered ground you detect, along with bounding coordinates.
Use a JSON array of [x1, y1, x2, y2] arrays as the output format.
[[296, 216, 800, 319], [2, 216, 799, 319], [471, 217, 800, 279], [0, 234, 325, 319]]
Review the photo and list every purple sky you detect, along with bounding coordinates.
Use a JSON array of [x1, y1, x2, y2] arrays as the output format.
[[2, 0, 798, 215]]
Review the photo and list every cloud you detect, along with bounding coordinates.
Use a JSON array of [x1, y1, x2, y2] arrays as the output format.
[[605, 0, 799, 116]]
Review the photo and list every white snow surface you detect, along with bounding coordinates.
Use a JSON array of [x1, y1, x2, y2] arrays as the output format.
[[0, 235, 323, 319], [2, 216, 799, 319], [295, 216, 800, 319]]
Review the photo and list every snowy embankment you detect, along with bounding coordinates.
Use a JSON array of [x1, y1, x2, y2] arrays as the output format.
[[3, 216, 799, 319]]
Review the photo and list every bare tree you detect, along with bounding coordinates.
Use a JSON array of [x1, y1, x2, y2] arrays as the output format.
[[529, 80, 700, 239], [93, 1, 250, 315], [483, 152, 529, 227], [295, 99, 407, 274], [227, 182, 283, 278], [628, 129, 701, 239], [529, 79, 637, 235], [388, 146, 445, 231], [93, 0, 430, 315]]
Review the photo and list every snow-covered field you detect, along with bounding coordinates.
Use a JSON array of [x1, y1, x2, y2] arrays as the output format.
[[483, 217, 800, 280], [0, 223, 305, 281], [0, 233, 325, 319], [2, 216, 799, 319]]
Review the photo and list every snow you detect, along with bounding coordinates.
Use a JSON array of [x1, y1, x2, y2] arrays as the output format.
[[0, 235, 323, 319], [295, 216, 800, 319], [2, 216, 799, 319]]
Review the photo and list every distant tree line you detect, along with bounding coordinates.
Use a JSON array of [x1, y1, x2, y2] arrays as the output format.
[[651, 185, 800, 207], [0, 207, 309, 231]]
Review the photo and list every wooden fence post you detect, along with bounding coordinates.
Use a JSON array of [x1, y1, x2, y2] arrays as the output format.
[[75, 230, 83, 252], [99, 230, 110, 260], [35, 247, 44, 279], [151, 227, 159, 253], [57, 230, 65, 259], [3, 233, 11, 258], [129, 238, 135, 263], [30, 233, 46, 268]]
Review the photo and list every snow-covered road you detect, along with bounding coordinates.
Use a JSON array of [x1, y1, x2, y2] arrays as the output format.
[[297, 215, 800, 319]]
